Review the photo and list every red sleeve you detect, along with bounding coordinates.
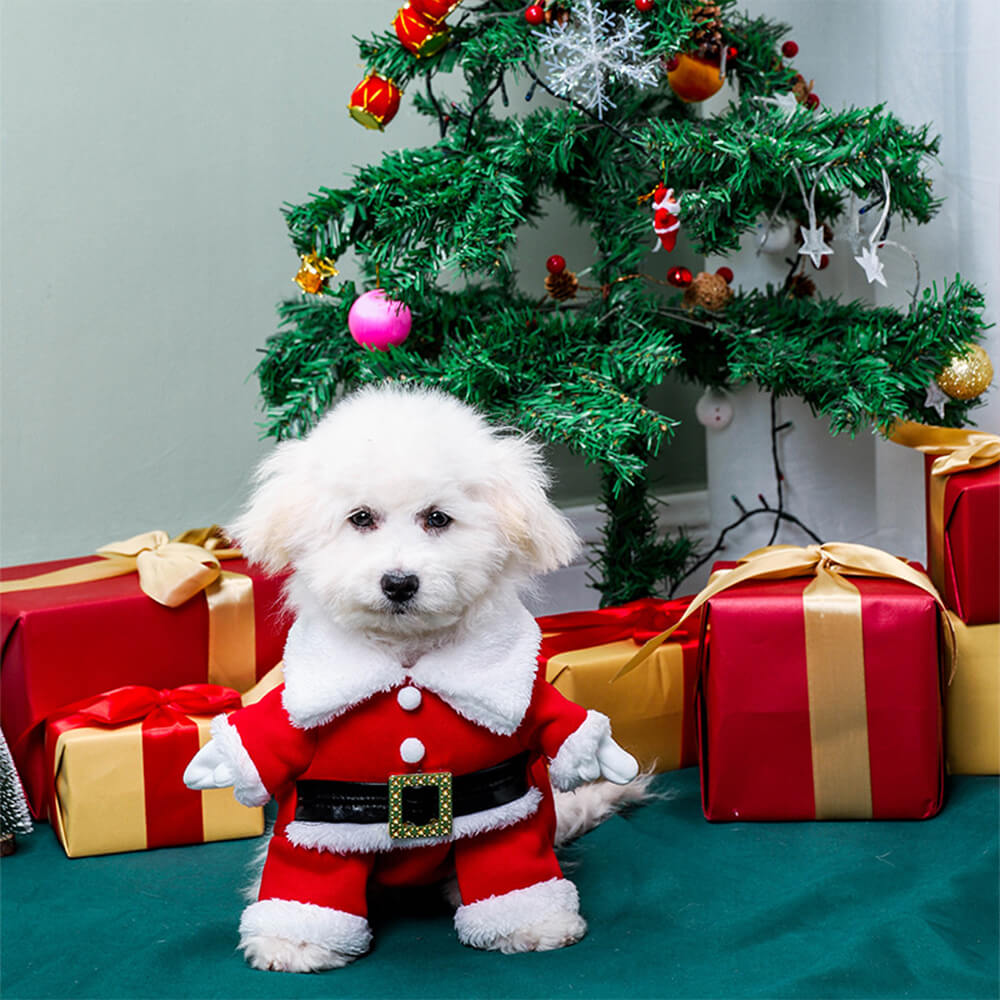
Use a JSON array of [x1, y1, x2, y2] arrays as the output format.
[[519, 667, 589, 760], [228, 686, 316, 794]]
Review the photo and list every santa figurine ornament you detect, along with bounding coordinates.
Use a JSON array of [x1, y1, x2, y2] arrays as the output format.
[[651, 184, 681, 251]]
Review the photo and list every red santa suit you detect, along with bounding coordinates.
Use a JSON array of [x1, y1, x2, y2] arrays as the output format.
[[203, 599, 619, 955]]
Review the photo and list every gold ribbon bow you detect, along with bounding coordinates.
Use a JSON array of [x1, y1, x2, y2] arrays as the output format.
[[888, 420, 1000, 595], [615, 542, 954, 819], [0, 527, 256, 691]]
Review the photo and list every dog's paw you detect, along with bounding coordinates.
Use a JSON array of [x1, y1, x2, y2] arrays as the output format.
[[240, 933, 358, 973], [492, 909, 588, 954]]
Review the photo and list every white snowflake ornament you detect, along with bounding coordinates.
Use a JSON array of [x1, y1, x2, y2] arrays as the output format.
[[536, 0, 659, 119]]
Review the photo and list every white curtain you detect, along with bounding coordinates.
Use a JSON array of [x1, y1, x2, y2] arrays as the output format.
[[699, 0, 999, 585]]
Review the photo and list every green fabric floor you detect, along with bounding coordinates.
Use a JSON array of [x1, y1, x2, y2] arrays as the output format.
[[3, 770, 997, 1000]]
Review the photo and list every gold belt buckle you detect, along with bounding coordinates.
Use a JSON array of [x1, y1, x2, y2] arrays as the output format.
[[387, 771, 453, 840]]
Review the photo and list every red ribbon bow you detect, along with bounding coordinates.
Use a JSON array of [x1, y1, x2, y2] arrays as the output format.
[[537, 596, 698, 658], [59, 683, 243, 731]]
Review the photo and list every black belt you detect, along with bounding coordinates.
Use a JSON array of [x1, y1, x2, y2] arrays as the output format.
[[294, 752, 531, 840]]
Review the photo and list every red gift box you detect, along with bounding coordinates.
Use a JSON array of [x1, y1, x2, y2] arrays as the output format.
[[616, 543, 951, 821], [1, 528, 289, 820], [923, 455, 1000, 625], [537, 598, 701, 772]]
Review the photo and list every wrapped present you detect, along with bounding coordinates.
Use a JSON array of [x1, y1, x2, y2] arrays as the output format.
[[45, 665, 283, 857], [618, 544, 953, 821], [0, 527, 290, 819], [538, 597, 700, 773], [890, 421, 1000, 625], [945, 613, 1000, 775]]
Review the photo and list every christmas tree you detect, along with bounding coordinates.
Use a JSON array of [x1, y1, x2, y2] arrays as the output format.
[[1, 729, 33, 855], [255, 0, 990, 606]]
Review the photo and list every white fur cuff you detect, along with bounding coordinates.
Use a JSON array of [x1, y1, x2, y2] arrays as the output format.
[[209, 715, 270, 808], [240, 899, 372, 957], [547, 710, 611, 791], [454, 877, 580, 948]]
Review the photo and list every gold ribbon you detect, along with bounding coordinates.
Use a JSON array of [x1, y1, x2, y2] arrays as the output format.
[[614, 542, 955, 819], [0, 527, 256, 690], [888, 420, 1000, 595]]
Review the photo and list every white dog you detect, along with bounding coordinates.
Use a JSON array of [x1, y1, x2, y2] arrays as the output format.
[[185, 384, 640, 973]]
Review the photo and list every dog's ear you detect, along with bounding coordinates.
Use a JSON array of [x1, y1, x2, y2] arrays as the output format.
[[228, 439, 314, 572], [487, 435, 581, 575]]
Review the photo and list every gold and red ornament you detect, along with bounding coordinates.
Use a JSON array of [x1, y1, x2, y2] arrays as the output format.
[[651, 183, 681, 251], [348, 74, 402, 131], [394, 4, 451, 57], [935, 345, 994, 401], [294, 252, 339, 295], [410, 0, 463, 24], [683, 269, 733, 311], [544, 254, 578, 301]]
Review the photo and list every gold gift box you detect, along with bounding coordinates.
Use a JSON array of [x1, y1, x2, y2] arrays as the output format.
[[945, 614, 1000, 775], [545, 638, 698, 773], [50, 665, 283, 858]]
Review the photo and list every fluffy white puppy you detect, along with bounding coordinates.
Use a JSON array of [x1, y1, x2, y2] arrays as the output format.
[[185, 383, 639, 973]]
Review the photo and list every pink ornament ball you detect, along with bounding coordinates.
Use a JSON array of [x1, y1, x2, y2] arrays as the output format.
[[348, 289, 412, 350]]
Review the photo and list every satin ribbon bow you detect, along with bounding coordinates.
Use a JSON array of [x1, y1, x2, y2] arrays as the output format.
[[0, 526, 242, 607], [59, 684, 243, 731], [888, 420, 1000, 477], [537, 597, 698, 658], [614, 542, 955, 681]]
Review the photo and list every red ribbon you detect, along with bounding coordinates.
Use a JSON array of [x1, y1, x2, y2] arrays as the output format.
[[538, 596, 698, 658], [43, 684, 241, 851]]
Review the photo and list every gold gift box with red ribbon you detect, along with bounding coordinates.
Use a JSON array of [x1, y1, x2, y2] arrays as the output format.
[[0, 527, 290, 821], [45, 666, 283, 858], [617, 544, 954, 821], [538, 598, 701, 773]]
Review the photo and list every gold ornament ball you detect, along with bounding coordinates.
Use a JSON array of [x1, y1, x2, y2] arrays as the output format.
[[935, 345, 994, 400]]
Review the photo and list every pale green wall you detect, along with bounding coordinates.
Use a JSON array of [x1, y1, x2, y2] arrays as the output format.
[[0, 0, 705, 566]]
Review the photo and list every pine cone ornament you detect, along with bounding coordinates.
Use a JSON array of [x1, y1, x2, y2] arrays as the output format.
[[787, 273, 817, 298], [689, 2, 724, 60], [545, 269, 579, 301], [683, 271, 732, 311]]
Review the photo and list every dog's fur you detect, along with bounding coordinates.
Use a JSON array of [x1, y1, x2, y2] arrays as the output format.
[[223, 383, 641, 970]]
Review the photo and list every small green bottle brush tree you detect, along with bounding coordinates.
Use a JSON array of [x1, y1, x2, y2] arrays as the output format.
[[257, 0, 990, 606]]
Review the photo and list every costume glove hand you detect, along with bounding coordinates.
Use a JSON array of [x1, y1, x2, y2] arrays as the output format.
[[183, 740, 236, 790], [596, 732, 640, 784]]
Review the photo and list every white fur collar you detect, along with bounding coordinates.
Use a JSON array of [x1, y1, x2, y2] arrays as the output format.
[[281, 599, 542, 735]]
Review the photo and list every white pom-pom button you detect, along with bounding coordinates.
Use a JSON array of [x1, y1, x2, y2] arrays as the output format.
[[396, 686, 422, 711], [399, 737, 425, 764]]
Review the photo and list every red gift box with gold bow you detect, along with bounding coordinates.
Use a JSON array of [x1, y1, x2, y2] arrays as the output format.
[[618, 544, 952, 820], [537, 597, 701, 773], [890, 421, 1000, 625], [41, 668, 282, 857], [0, 527, 289, 820]]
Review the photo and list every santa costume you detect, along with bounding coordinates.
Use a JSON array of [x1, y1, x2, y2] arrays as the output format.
[[203, 597, 624, 956]]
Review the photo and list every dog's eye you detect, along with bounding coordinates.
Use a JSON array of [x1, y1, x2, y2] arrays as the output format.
[[348, 509, 376, 530], [424, 510, 452, 531]]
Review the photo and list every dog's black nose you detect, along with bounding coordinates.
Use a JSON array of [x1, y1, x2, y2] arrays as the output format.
[[381, 572, 420, 604]]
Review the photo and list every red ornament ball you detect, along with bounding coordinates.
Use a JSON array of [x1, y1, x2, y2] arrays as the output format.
[[667, 266, 693, 288], [635, 0, 655, 11], [781, 40, 799, 58], [546, 254, 566, 274], [727, 45, 738, 61], [715, 266, 734, 284], [524, 4, 545, 25], [805, 93, 821, 109]]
